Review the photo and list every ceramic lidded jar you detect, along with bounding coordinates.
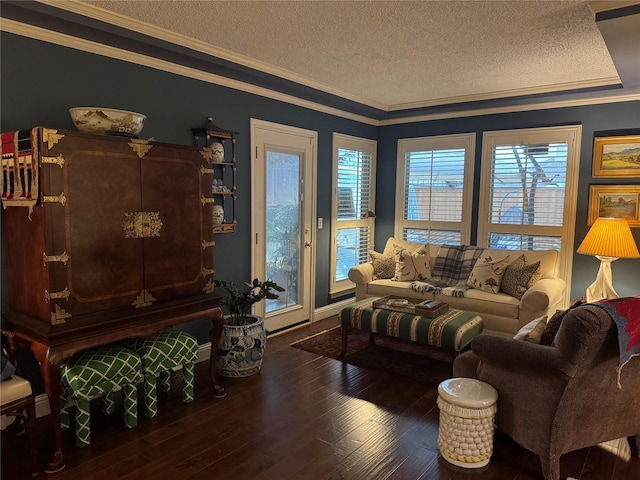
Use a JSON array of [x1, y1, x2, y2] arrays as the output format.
[[210, 141, 224, 162], [213, 204, 225, 225]]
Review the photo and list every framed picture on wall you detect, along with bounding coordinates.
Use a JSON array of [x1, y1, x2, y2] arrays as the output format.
[[589, 185, 640, 226], [592, 135, 640, 178]]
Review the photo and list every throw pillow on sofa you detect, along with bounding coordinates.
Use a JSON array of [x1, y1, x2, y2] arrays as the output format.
[[513, 315, 548, 343], [467, 252, 511, 293], [392, 244, 431, 281], [370, 250, 395, 280], [500, 254, 541, 299], [540, 298, 585, 346]]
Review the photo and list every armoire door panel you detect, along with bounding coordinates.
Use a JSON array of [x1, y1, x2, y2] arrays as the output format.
[[141, 148, 212, 302], [43, 133, 145, 315]]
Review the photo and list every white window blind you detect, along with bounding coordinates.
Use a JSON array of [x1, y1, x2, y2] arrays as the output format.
[[337, 149, 373, 221], [487, 142, 568, 249], [479, 126, 581, 307], [396, 134, 475, 245], [331, 134, 376, 294]]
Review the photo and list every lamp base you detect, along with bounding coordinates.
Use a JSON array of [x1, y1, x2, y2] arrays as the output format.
[[585, 256, 618, 303]]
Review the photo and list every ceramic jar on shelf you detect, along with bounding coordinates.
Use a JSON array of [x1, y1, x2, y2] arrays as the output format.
[[213, 204, 224, 225]]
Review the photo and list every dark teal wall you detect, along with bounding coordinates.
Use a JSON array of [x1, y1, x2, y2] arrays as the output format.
[[2, 32, 639, 324], [0, 32, 376, 319], [378, 104, 640, 300]]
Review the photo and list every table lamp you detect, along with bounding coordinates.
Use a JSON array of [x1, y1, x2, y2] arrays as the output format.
[[577, 217, 640, 302]]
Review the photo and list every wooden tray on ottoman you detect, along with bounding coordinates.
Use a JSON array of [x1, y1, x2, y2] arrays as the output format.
[[372, 296, 422, 314], [372, 296, 449, 317]]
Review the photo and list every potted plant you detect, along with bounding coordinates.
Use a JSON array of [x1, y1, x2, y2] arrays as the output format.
[[213, 278, 284, 377]]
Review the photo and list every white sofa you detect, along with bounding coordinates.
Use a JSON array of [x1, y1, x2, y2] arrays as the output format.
[[348, 237, 566, 337]]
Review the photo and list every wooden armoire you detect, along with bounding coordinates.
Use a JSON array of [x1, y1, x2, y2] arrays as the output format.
[[3, 127, 217, 323], [1, 127, 225, 472]]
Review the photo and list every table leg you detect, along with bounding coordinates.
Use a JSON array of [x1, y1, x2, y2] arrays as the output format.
[[209, 307, 226, 398], [30, 342, 65, 473]]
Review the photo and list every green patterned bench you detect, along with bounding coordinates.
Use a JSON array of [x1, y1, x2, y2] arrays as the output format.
[[340, 297, 483, 357], [60, 344, 143, 448], [124, 330, 199, 419]]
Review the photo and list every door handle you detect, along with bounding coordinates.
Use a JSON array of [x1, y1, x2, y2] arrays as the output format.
[[304, 241, 312, 248]]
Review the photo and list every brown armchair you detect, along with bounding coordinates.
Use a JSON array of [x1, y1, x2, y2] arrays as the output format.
[[453, 304, 640, 480]]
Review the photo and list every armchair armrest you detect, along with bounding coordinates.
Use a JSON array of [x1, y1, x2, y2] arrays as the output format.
[[520, 277, 566, 312], [348, 262, 374, 285], [471, 334, 577, 378]]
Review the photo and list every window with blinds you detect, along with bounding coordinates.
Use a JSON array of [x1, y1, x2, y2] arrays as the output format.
[[396, 134, 476, 245], [331, 134, 376, 294], [486, 141, 568, 250], [478, 126, 581, 306]]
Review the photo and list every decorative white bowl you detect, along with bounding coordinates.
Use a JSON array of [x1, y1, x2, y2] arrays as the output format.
[[69, 107, 146, 136]]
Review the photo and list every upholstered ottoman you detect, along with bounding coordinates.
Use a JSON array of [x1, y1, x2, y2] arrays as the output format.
[[340, 297, 483, 357], [124, 330, 199, 419], [60, 345, 143, 448], [437, 377, 498, 468]]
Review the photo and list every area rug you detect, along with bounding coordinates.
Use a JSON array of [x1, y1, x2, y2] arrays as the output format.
[[290, 326, 454, 384]]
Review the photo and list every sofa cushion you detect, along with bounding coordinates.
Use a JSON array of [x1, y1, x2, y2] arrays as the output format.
[[513, 315, 547, 343], [432, 245, 484, 285], [368, 279, 418, 298], [467, 252, 511, 294], [458, 288, 521, 317], [484, 248, 560, 279], [500, 255, 541, 299], [370, 250, 395, 280], [393, 244, 431, 281]]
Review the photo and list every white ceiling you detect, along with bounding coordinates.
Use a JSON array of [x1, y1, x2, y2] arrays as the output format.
[[65, 1, 638, 111]]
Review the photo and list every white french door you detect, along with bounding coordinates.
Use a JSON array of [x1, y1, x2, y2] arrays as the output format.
[[250, 119, 316, 333]]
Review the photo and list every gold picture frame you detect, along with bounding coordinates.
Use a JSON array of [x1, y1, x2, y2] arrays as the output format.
[[592, 135, 640, 178], [588, 185, 640, 227]]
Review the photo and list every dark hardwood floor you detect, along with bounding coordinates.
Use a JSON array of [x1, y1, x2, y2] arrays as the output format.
[[2, 316, 639, 480]]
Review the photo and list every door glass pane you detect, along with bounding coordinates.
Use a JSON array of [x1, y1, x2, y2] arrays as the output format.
[[265, 151, 300, 313]]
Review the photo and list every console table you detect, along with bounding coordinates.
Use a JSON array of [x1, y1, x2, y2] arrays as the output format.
[[4, 296, 225, 473]]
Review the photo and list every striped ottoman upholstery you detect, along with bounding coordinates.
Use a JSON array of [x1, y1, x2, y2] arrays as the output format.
[[124, 330, 199, 419], [341, 297, 483, 355], [60, 345, 142, 448]]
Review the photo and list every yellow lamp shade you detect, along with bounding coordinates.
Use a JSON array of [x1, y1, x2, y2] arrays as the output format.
[[577, 218, 640, 259]]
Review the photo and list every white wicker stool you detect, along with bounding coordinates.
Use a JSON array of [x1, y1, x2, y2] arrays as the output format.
[[437, 377, 498, 468]]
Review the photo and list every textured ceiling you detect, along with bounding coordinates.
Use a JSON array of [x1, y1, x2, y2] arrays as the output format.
[[80, 0, 624, 110]]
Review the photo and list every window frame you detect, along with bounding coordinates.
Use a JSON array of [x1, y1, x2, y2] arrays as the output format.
[[330, 133, 377, 295], [395, 133, 476, 245], [478, 125, 582, 307]]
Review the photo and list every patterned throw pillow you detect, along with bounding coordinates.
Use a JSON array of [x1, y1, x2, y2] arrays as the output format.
[[370, 250, 395, 280], [393, 244, 431, 281], [500, 254, 541, 299], [432, 245, 484, 285], [467, 252, 511, 293], [540, 299, 584, 346], [513, 315, 548, 343]]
